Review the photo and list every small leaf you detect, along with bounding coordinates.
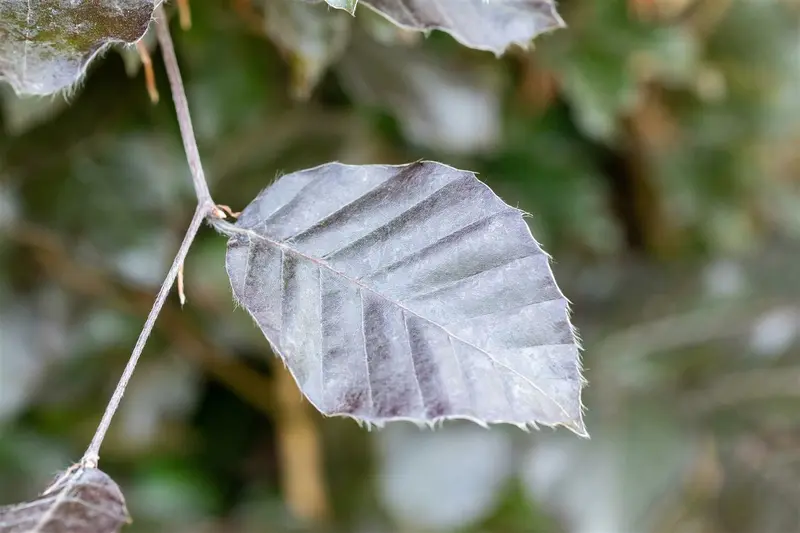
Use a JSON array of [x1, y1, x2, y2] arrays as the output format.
[[220, 161, 586, 434], [0, 467, 131, 533], [0, 0, 156, 96], [263, 0, 352, 100], [358, 0, 566, 55]]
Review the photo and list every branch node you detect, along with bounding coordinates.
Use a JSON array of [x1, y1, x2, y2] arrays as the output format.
[[81, 454, 99, 469], [79, 9, 217, 463]]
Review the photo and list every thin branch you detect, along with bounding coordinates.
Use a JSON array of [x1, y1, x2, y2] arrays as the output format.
[[81, 205, 207, 467], [76, 6, 228, 467], [154, 4, 214, 208]]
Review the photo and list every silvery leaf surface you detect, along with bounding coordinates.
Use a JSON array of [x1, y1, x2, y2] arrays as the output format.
[[221, 161, 586, 434], [0, 0, 156, 95]]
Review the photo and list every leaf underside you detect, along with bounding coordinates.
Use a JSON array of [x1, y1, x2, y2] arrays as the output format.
[[0, 0, 155, 96], [322, 0, 565, 54], [223, 161, 586, 435], [0, 467, 130, 533]]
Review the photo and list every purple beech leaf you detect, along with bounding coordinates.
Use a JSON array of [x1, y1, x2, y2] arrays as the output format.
[[0, 0, 157, 96], [220, 161, 586, 434], [0, 467, 131, 533], [360, 0, 564, 55]]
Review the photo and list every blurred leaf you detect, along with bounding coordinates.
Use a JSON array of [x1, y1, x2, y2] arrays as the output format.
[[263, 0, 352, 100], [338, 35, 502, 153], [358, 0, 565, 54], [111, 229, 177, 287], [544, 0, 699, 142], [118, 356, 201, 450], [0, 302, 55, 424], [0, 0, 155, 95], [0, 431, 72, 502], [522, 404, 693, 533], [482, 106, 621, 254], [377, 423, 514, 530], [0, 87, 68, 136], [127, 464, 217, 527], [178, 1, 284, 144], [0, 182, 19, 229], [219, 161, 585, 432], [0, 467, 130, 533]]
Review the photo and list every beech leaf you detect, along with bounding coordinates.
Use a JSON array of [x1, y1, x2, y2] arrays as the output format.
[[0, 0, 156, 95], [358, 0, 565, 55], [220, 161, 586, 434], [0, 467, 131, 533]]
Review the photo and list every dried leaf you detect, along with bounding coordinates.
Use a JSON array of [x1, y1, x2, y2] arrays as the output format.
[[0, 0, 156, 95], [263, 0, 352, 100], [0, 467, 131, 533], [358, 0, 565, 55], [221, 161, 586, 433]]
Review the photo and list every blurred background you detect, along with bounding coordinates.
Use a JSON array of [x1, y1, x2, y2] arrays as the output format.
[[2, 0, 800, 531]]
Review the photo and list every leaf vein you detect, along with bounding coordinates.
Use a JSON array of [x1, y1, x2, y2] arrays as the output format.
[[362, 208, 516, 282], [228, 224, 575, 423], [359, 289, 375, 413], [320, 174, 471, 261], [402, 310, 428, 416], [400, 251, 543, 303]]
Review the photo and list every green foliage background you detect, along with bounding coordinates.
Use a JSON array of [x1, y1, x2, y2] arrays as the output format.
[[2, 0, 800, 531]]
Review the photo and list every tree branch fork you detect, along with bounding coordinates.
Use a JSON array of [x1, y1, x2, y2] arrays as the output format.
[[70, 5, 228, 474]]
